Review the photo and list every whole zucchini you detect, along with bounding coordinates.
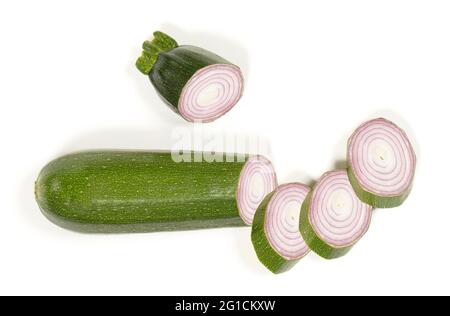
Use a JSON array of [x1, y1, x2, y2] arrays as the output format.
[[35, 151, 277, 233], [136, 31, 244, 123]]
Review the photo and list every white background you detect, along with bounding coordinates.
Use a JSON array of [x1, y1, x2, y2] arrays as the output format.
[[1, 0, 449, 296]]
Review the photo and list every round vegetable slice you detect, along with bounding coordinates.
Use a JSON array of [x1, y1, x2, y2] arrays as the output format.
[[35, 151, 277, 233], [136, 31, 244, 123], [347, 118, 416, 208], [300, 170, 372, 259], [252, 183, 311, 274], [237, 156, 278, 225]]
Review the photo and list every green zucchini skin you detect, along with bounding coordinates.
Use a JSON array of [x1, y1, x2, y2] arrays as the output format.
[[347, 166, 413, 208], [251, 192, 300, 274], [299, 192, 353, 259], [149, 45, 232, 113], [35, 151, 250, 233]]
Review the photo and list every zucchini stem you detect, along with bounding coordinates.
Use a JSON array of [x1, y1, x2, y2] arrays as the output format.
[[136, 31, 178, 75]]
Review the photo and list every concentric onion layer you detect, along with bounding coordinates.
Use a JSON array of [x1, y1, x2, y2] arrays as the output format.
[[237, 156, 277, 225], [264, 183, 310, 260], [348, 118, 416, 196], [309, 170, 372, 248], [178, 64, 244, 123]]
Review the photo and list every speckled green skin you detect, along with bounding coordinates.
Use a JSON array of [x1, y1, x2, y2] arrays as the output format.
[[251, 192, 301, 274], [149, 45, 233, 115], [347, 166, 413, 208], [35, 151, 250, 233], [299, 192, 353, 259]]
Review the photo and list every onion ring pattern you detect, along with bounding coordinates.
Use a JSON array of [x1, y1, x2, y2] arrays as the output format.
[[178, 64, 244, 123], [309, 170, 372, 248], [264, 183, 310, 260], [348, 118, 416, 196], [237, 156, 277, 225]]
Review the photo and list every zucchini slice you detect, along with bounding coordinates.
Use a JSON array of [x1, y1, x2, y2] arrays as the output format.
[[300, 170, 372, 259], [252, 183, 311, 274], [35, 151, 277, 233], [347, 118, 416, 208]]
